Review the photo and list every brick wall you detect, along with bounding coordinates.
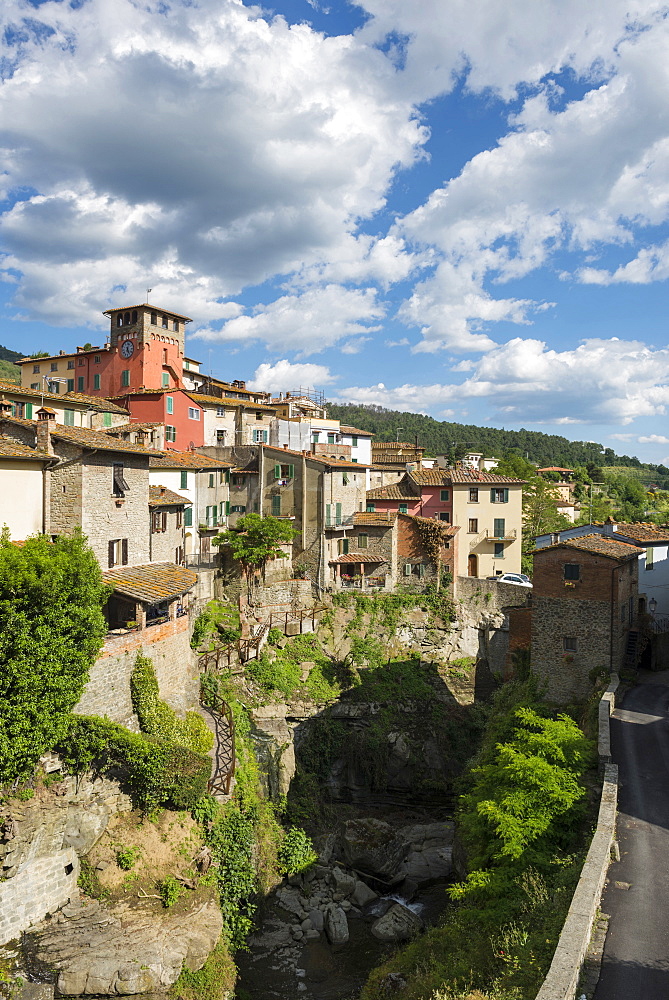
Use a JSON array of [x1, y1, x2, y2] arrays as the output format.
[[75, 617, 198, 726], [396, 515, 453, 586], [504, 605, 533, 679], [0, 848, 79, 946]]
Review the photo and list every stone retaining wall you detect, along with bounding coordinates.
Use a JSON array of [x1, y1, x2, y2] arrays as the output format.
[[535, 676, 619, 1000], [0, 848, 79, 946]]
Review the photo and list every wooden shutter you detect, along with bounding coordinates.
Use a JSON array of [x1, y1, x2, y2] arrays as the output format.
[[490, 488, 496, 502], [335, 502, 342, 525], [108, 540, 115, 568], [274, 464, 281, 479], [494, 518, 505, 538], [343, 538, 349, 555], [288, 464, 294, 478], [503, 488, 509, 503], [325, 504, 331, 526], [225, 470, 230, 484], [263, 430, 268, 443], [162, 511, 167, 532], [180, 471, 187, 488], [121, 539, 128, 565], [225, 501, 230, 515]]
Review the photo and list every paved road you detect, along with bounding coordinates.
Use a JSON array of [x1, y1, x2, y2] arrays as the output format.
[[594, 673, 669, 999]]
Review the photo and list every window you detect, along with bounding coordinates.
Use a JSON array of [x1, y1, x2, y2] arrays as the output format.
[[271, 495, 281, 516], [253, 429, 268, 443], [312, 432, 320, 443], [439, 512, 451, 522], [151, 312, 157, 325], [493, 518, 506, 538], [187, 407, 201, 420], [107, 538, 128, 568], [399, 503, 408, 514], [180, 470, 188, 489], [175, 509, 183, 529], [94, 355, 100, 363], [162, 349, 168, 364], [48, 381, 60, 394], [67, 360, 75, 370], [67, 379, 75, 391], [30, 383, 39, 389], [232, 474, 245, 486], [343, 473, 349, 486], [162, 315, 168, 329], [165, 425, 177, 442], [494, 542, 504, 559], [216, 406, 226, 416], [25, 403, 32, 419], [184, 507, 192, 527], [113, 463, 129, 497], [33, 364, 40, 374], [366, 502, 375, 513], [328, 433, 336, 444], [231, 505, 246, 513], [173, 320, 179, 332], [103, 412, 112, 427], [358, 534, 368, 549], [209, 473, 214, 488], [255, 411, 263, 420], [440, 489, 450, 501], [646, 548, 654, 570], [469, 487, 479, 502], [77, 376, 85, 391], [216, 430, 226, 445], [162, 373, 170, 388], [116, 314, 123, 327], [132, 310, 137, 323], [152, 511, 167, 533], [564, 563, 580, 581], [274, 463, 294, 481], [404, 563, 412, 576], [166, 396, 174, 414], [121, 370, 130, 387], [94, 374, 101, 390], [124, 312, 130, 325], [63, 409, 75, 426], [469, 518, 478, 533], [78, 357, 85, 366], [563, 637, 578, 653], [490, 488, 509, 503], [338, 537, 349, 555], [50, 362, 58, 372]]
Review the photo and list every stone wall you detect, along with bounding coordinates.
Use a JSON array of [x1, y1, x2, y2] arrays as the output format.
[[455, 575, 531, 613], [75, 617, 197, 726], [148, 506, 185, 563], [535, 678, 619, 1000], [0, 849, 79, 946], [80, 452, 151, 569], [531, 597, 611, 703], [503, 605, 533, 679]]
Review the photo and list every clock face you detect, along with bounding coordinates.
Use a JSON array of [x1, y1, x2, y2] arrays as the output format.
[[121, 339, 134, 358]]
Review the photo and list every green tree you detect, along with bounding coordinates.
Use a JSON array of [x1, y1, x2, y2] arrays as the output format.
[[0, 531, 109, 783], [212, 513, 296, 576]]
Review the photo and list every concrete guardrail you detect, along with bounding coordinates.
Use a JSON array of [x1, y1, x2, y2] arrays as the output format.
[[535, 675, 619, 1000]]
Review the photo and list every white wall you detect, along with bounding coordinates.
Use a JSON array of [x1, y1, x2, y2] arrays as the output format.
[[640, 544, 669, 616], [0, 462, 44, 539]]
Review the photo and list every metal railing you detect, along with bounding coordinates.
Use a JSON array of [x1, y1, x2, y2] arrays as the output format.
[[649, 614, 669, 634]]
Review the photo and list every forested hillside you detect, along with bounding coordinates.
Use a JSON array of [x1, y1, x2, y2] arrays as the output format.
[[328, 402, 661, 474], [0, 344, 23, 383]]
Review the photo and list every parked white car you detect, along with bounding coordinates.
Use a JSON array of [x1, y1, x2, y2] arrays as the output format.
[[490, 573, 533, 588]]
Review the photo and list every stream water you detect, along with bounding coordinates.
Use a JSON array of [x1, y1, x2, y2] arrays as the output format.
[[236, 880, 451, 1000]]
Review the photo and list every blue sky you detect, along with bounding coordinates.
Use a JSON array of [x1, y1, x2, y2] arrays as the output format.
[[1, 0, 669, 462]]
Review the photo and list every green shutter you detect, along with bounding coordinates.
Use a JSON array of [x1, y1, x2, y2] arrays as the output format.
[[274, 464, 281, 480], [358, 534, 368, 549], [366, 502, 375, 513], [184, 507, 192, 527], [272, 495, 281, 516], [94, 374, 100, 390], [418, 563, 426, 577], [77, 377, 84, 391], [25, 403, 32, 419], [342, 538, 349, 555], [167, 396, 174, 414], [335, 502, 342, 525], [494, 518, 505, 538], [326, 504, 331, 527], [504, 488, 509, 503], [288, 464, 294, 478], [490, 488, 495, 502], [103, 412, 111, 427], [122, 370, 130, 387], [64, 409, 75, 426], [225, 470, 230, 484], [399, 503, 408, 514], [180, 470, 187, 489], [67, 379, 75, 392], [225, 501, 230, 515], [209, 473, 214, 487], [352, 436, 358, 446]]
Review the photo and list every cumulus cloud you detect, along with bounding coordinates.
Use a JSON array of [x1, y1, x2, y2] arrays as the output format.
[[192, 284, 384, 356], [638, 434, 669, 444], [248, 359, 337, 394], [337, 338, 669, 425]]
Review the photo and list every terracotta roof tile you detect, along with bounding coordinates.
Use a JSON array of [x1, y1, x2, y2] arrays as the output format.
[[186, 393, 276, 411], [366, 480, 418, 500], [265, 446, 367, 469], [538, 535, 643, 561], [603, 522, 669, 544], [339, 425, 375, 437], [0, 381, 129, 414], [149, 450, 233, 470], [148, 485, 191, 507], [102, 304, 193, 321], [330, 552, 385, 564], [0, 437, 52, 462], [50, 424, 163, 456], [352, 511, 398, 526], [103, 563, 198, 603], [448, 469, 525, 484]]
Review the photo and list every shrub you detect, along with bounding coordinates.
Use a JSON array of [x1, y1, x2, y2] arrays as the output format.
[[277, 827, 317, 875], [158, 875, 182, 908], [131, 654, 213, 754], [116, 846, 141, 870]]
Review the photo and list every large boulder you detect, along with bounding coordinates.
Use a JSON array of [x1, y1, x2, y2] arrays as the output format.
[[351, 879, 378, 908], [371, 903, 423, 943], [324, 904, 349, 945], [397, 821, 454, 884], [340, 819, 408, 884]]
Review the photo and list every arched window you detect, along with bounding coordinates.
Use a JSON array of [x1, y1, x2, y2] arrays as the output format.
[[116, 315, 123, 327], [132, 310, 137, 323], [124, 312, 130, 325], [173, 320, 179, 332], [151, 312, 157, 325]]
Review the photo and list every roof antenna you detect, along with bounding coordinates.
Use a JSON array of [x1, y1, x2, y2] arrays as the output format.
[[146, 287, 152, 304]]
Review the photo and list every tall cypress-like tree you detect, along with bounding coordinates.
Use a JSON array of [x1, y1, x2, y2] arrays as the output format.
[[0, 531, 109, 783]]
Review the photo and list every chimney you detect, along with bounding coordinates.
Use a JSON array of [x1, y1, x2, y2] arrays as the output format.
[[36, 417, 55, 455], [284, 443, 288, 450], [603, 516, 616, 535]]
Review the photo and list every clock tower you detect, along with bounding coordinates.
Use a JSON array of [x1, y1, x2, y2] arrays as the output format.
[[102, 303, 192, 395]]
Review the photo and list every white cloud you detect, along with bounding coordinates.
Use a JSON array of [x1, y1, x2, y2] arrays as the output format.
[[192, 284, 384, 356], [248, 359, 337, 394], [337, 337, 669, 425], [384, 337, 410, 348], [579, 240, 669, 285], [638, 434, 669, 444]]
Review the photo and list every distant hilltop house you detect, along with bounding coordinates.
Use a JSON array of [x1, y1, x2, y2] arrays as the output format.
[[536, 466, 581, 523]]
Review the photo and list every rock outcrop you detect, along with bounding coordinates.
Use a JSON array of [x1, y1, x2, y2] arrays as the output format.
[[371, 902, 424, 942], [340, 818, 409, 884], [27, 895, 222, 995]]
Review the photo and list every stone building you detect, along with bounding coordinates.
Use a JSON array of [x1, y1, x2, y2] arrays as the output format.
[[0, 378, 129, 429], [530, 534, 643, 703], [148, 485, 189, 565]]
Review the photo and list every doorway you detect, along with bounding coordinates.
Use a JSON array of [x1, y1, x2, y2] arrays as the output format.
[[468, 553, 478, 577]]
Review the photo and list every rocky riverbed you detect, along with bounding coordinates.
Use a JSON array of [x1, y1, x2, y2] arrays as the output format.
[[237, 816, 455, 1000]]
